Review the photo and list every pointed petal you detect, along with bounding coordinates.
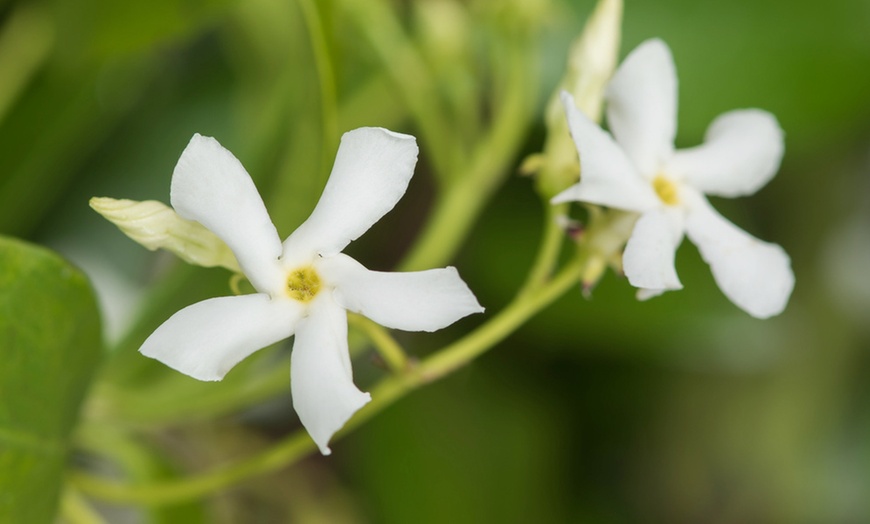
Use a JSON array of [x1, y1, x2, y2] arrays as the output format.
[[170, 134, 283, 293], [319, 254, 484, 332], [291, 296, 370, 455], [685, 195, 794, 318], [551, 92, 659, 212], [605, 38, 678, 175], [282, 128, 418, 261], [636, 288, 667, 301], [667, 109, 785, 197], [623, 209, 684, 292], [140, 294, 303, 382]]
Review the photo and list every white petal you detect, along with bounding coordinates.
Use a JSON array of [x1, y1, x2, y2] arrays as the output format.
[[140, 294, 303, 382], [623, 209, 684, 292], [291, 295, 370, 455], [667, 109, 785, 197], [605, 38, 678, 176], [319, 254, 484, 332], [684, 195, 794, 318], [282, 128, 418, 261], [170, 134, 284, 293], [551, 92, 659, 212], [636, 288, 666, 301]]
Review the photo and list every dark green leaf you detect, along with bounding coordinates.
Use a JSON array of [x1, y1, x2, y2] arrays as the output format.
[[0, 236, 102, 523]]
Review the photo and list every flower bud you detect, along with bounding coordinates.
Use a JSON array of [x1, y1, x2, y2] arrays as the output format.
[[532, 0, 622, 199], [90, 197, 240, 272]]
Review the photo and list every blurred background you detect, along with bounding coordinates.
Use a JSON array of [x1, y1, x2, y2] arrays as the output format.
[[2, 0, 869, 522]]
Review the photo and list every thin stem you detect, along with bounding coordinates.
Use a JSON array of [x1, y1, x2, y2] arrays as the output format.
[[60, 487, 107, 524], [297, 0, 339, 165], [398, 42, 535, 271], [413, 255, 584, 381], [71, 431, 315, 506], [341, 0, 457, 179], [518, 202, 568, 298], [72, 256, 585, 507], [348, 313, 410, 373]]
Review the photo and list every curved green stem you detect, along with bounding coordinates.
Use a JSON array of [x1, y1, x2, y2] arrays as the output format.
[[60, 487, 107, 524], [412, 255, 583, 381], [349, 313, 410, 373], [72, 255, 584, 506], [399, 42, 535, 271], [518, 202, 568, 298], [340, 0, 457, 178], [297, 0, 339, 164], [70, 430, 315, 506]]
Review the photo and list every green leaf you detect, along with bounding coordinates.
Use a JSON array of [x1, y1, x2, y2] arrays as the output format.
[[0, 236, 103, 523]]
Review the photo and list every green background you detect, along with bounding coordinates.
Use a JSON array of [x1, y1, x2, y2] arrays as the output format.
[[1, 0, 868, 521]]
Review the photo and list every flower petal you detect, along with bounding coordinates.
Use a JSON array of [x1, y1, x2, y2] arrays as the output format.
[[140, 294, 303, 382], [282, 128, 418, 262], [636, 288, 667, 301], [623, 209, 684, 292], [667, 109, 785, 197], [685, 195, 794, 318], [605, 38, 678, 176], [551, 92, 659, 212], [319, 254, 484, 332], [291, 295, 370, 455], [170, 134, 284, 293]]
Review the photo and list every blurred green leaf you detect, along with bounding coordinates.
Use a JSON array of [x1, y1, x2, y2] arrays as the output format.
[[0, 236, 102, 523], [53, 0, 233, 63]]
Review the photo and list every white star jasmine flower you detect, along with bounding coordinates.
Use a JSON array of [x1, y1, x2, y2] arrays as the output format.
[[552, 39, 794, 318], [140, 128, 483, 454]]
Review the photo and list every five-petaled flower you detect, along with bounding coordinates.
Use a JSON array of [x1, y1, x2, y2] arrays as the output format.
[[139, 128, 483, 454], [552, 39, 794, 318]]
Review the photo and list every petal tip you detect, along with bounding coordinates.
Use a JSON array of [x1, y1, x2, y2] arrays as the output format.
[[550, 184, 580, 204], [138, 344, 226, 383], [631, 38, 673, 63], [377, 127, 417, 143]]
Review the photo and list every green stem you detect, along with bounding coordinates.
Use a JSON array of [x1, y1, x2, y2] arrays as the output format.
[[398, 43, 535, 271], [397, 172, 493, 272], [413, 255, 583, 381], [72, 257, 584, 507], [297, 0, 339, 165], [348, 313, 410, 373], [70, 431, 315, 506], [60, 487, 107, 524], [341, 0, 457, 178], [518, 202, 568, 298]]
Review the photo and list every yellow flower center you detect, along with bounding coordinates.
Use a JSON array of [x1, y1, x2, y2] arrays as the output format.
[[652, 175, 680, 206], [286, 266, 321, 302]]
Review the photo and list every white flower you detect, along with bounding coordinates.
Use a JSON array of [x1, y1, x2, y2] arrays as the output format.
[[552, 39, 794, 318], [139, 128, 483, 454]]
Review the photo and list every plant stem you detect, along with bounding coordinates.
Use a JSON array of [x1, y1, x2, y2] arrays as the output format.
[[60, 487, 107, 524], [297, 0, 339, 167], [412, 255, 583, 381], [341, 0, 457, 179], [348, 313, 410, 373], [72, 256, 584, 506], [399, 42, 535, 271], [518, 202, 568, 297], [70, 431, 315, 506]]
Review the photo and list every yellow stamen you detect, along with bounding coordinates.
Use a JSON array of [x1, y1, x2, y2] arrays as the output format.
[[286, 266, 321, 302], [653, 175, 680, 206]]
